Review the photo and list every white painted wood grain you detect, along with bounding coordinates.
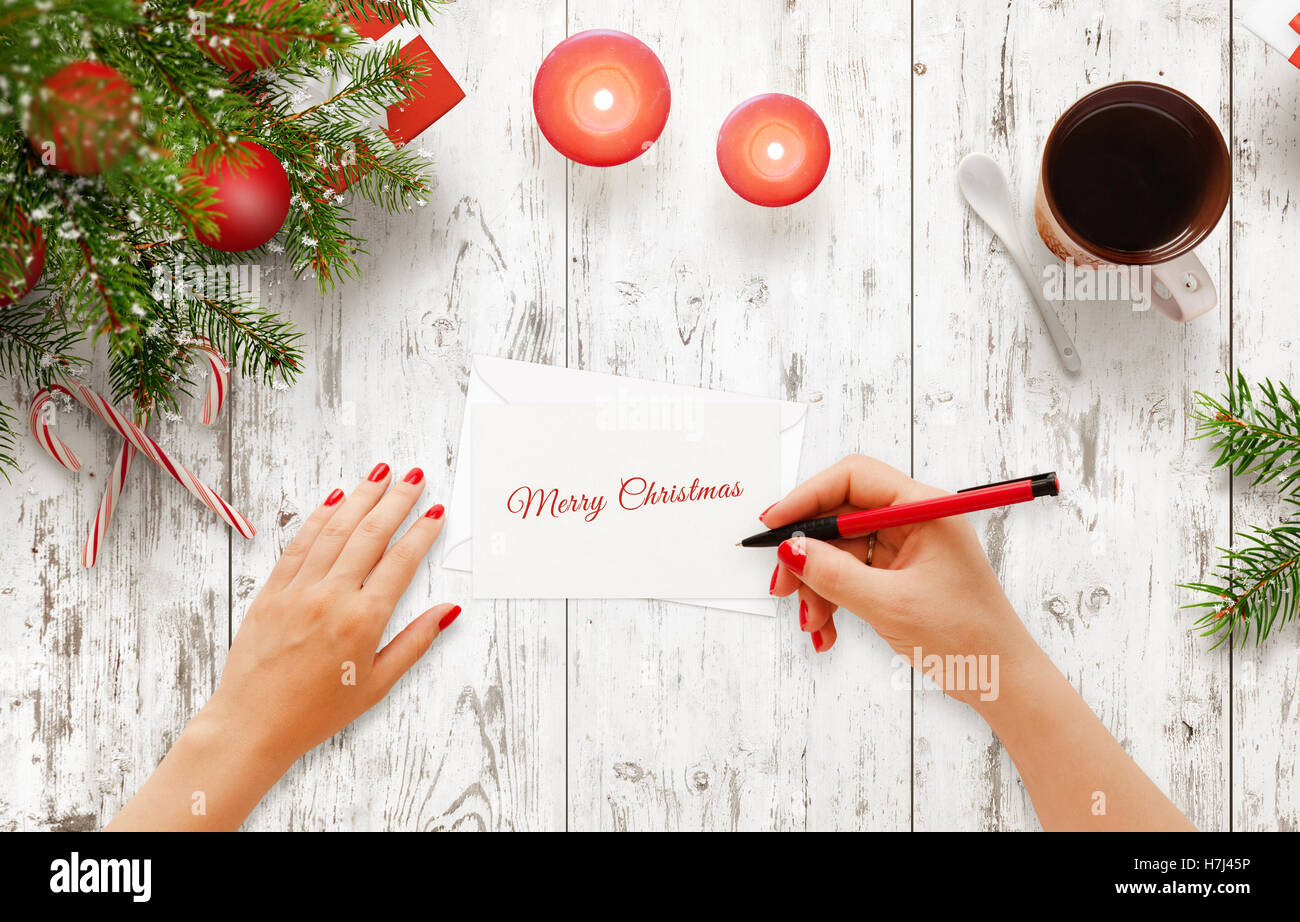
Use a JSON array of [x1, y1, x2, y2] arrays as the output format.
[[564, 0, 913, 830], [231, 0, 569, 830], [912, 0, 1229, 830], [6, 0, 1300, 832], [0, 348, 230, 831], [1230, 14, 1300, 832]]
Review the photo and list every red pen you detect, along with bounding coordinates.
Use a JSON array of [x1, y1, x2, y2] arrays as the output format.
[[738, 472, 1060, 547]]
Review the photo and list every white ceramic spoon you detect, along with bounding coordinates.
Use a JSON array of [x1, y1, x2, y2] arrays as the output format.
[[957, 152, 1081, 374]]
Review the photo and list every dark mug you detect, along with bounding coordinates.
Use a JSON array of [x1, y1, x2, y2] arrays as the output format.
[[1034, 81, 1230, 321]]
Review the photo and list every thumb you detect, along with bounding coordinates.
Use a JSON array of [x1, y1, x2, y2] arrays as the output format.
[[371, 603, 461, 698], [778, 537, 893, 619]]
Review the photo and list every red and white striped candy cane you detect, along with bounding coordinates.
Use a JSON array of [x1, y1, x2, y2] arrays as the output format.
[[80, 342, 233, 566], [29, 347, 253, 566]]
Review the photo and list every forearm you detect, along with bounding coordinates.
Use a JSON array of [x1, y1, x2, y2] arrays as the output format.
[[106, 698, 293, 832], [976, 645, 1195, 832]]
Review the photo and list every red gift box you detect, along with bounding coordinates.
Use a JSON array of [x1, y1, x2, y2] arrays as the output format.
[[323, 4, 465, 190], [1243, 1, 1300, 67], [346, 6, 466, 145]]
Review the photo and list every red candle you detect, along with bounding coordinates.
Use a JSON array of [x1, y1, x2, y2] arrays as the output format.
[[716, 94, 831, 206], [532, 29, 671, 167]]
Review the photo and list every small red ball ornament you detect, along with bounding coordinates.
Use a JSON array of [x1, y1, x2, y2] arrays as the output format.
[[0, 210, 46, 307], [532, 29, 671, 167], [27, 61, 140, 175], [189, 140, 291, 252], [194, 0, 296, 73], [716, 94, 830, 207]]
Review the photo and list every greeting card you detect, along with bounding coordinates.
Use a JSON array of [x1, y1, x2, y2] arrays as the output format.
[[442, 355, 808, 613], [471, 402, 779, 599]]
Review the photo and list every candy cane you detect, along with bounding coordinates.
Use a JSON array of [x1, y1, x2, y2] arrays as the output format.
[[81, 342, 232, 567], [29, 346, 253, 566]]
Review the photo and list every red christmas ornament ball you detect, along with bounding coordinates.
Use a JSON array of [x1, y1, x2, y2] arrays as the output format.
[[190, 140, 291, 252], [27, 61, 140, 175], [0, 210, 46, 307], [194, 0, 296, 73]]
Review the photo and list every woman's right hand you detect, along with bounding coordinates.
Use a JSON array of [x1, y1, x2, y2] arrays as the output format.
[[766, 455, 1045, 707]]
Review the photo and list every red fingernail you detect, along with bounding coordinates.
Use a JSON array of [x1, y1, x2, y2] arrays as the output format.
[[424, 503, 445, 519], [437, 605, 462, 630], [769, 564, 779, 595], [799, 599, 808, 629], [324, 488, 344, 507], [811, 630, 823, 652], [778, 539, 806, 575], [403, 467, 424, 485], [367, 462, 390, 482], [760, 502, 777, 522]]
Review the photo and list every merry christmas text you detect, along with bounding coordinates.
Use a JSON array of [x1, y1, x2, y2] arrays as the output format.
[[506, 477, 745, 523]]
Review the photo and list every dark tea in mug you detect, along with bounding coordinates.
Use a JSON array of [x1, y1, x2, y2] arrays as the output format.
[[1034, 82, 1229, 321], [1037, 81, 1229, 266], [1046, 102, 1204, 253]]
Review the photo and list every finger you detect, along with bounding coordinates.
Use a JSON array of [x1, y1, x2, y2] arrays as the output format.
[[364, 501, 447, 609], [772, 534, 872, 597], [370, 603, 461, 699], [761, 455, 937, 536], [778, 536, 896, 618], [331, 467, 428, 583], [798, 585, 836, 633], [293, 462, 394, 586], [772, 560, 799, 597], [263, 487, 346, 593], [810, 612, 837, 653]]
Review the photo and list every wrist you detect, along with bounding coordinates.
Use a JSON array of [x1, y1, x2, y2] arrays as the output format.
[[970, 631, 1064, 732], [191, 691, 297, 783]]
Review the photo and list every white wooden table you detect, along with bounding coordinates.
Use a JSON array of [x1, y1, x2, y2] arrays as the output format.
[[3, 0, 1297, 831]]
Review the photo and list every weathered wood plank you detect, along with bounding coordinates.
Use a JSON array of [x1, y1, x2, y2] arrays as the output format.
[[565, 0, 914, 831], [231, 0, 568, 831], [0, 347, 229, 831], [912, 0, 1230, 830], [14, 0, 1300, 833], [1229, 18, 1300, 832]]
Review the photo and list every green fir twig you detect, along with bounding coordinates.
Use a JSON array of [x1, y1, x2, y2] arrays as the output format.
[[0, 0, 447, 479], [1183, 373, 1300, 647]]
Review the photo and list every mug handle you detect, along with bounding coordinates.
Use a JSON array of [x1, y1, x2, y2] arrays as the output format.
[[1148, 253, 1217, 322]]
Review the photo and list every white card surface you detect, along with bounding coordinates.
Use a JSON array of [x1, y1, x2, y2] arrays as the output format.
[[441, 355, 809, 615], [471, 402, 780, 599]]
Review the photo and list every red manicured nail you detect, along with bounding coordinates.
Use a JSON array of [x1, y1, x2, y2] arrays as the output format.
[[324, 488, 344, 507], [367, 462, 390, 482], [799, 599, 808, 629], [811, 630, 823, 652], [778, 539, 806, 575], [437, 605, 462, 630], [424, 503, 445, 519], [403, 467, 424, 485], [769, 564, 779, 595], [759, 502, 777, 522]]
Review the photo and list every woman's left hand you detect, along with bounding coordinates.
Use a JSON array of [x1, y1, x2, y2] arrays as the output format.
[[207, 463, 457, 767], [107, 462, 457, 831]]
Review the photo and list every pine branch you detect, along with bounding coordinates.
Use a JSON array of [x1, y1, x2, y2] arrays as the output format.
[[1184, 374, 1300, 647], [0, 298, 85, 383], [1191, 372, 1300, 496], [0, 0, 443, 482], [1183, 513, 1300, 648], [0, 400, 19, 481]]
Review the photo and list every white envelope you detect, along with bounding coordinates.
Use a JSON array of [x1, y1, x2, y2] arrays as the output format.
[[442, 355, 809, 615]]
